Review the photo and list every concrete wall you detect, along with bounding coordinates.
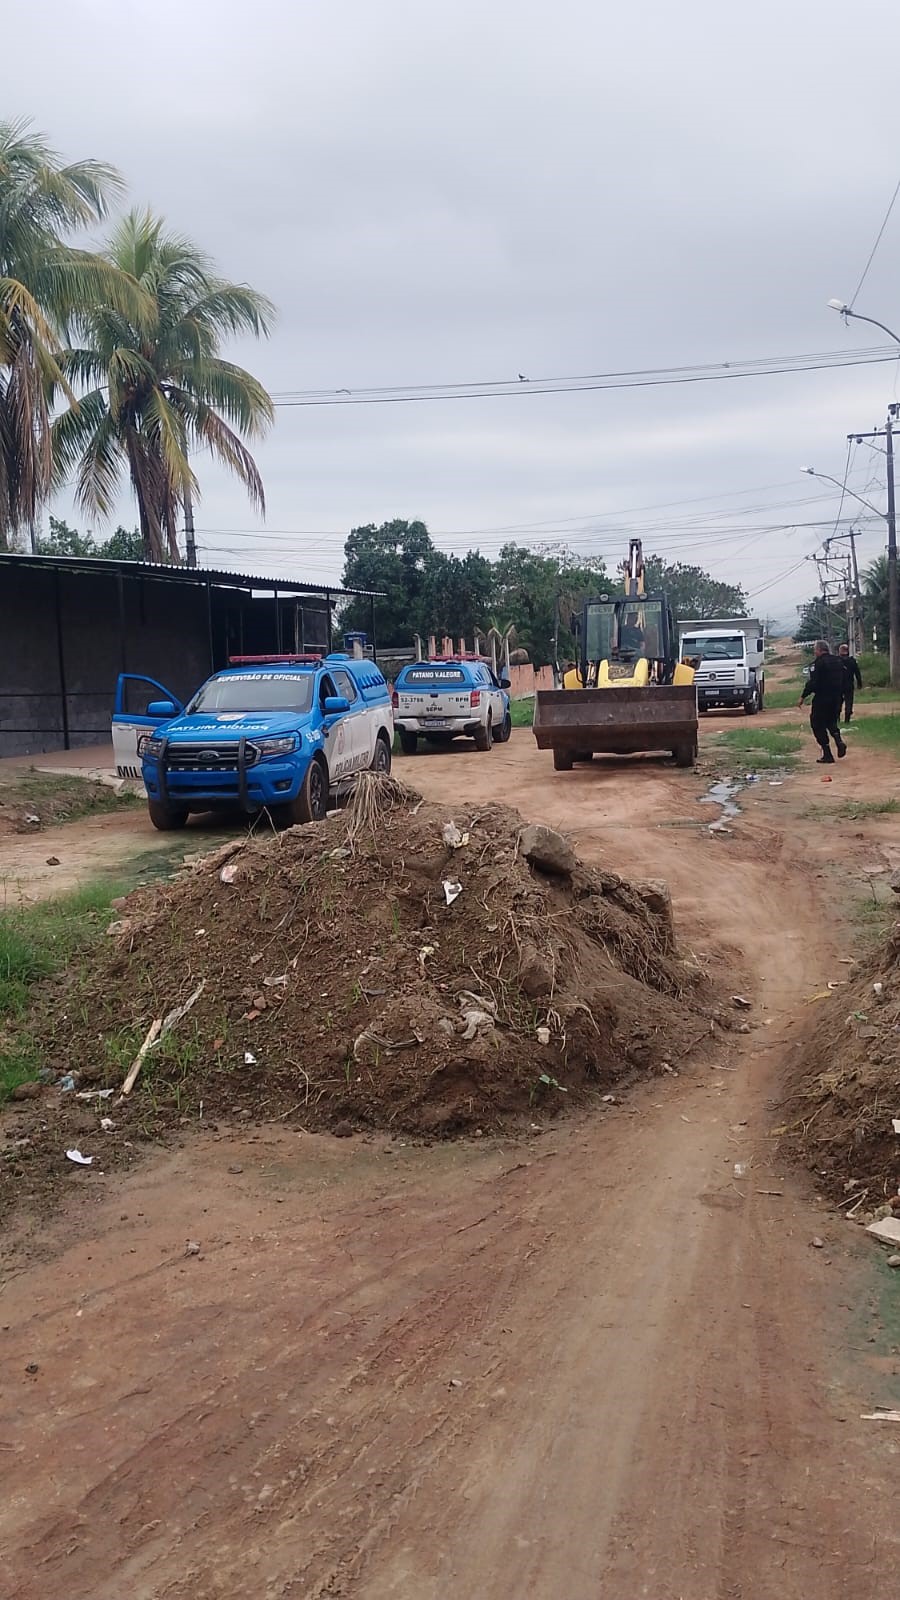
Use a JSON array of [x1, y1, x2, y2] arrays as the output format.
[[507, 664, 554, 698]]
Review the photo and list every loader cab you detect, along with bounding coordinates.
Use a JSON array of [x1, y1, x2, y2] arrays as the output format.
[[579, 594, 678, 685]]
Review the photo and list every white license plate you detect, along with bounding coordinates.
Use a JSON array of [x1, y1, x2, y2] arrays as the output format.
[[425, 717, 451, 727]]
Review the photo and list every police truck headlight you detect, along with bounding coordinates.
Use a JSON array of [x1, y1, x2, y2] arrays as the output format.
[[141, 735, 165, 758], [253, 734, 298, 758]]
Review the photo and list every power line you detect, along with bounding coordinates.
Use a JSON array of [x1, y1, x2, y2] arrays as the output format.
[[269, 345, 900, 408], [850, 177, 900, 308]]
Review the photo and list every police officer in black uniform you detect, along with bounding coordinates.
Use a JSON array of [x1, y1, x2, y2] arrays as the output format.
[[799, 640, 847, 764], [838, 642, 862, 723]]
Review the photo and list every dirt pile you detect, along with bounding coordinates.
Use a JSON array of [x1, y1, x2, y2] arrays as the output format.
[[780, 923, 900, 1205], [2, 779, 720, 1209]]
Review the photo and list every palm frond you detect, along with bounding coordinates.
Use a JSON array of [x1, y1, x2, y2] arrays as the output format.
[[167, 358, 274, 435], [51, 389, 113, 487], [75, 415, 124, 519], [143, 387, 193, 497], [182, 397, 266, 513]]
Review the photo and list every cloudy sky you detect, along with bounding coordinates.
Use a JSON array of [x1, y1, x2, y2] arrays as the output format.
[[10, 0, 900, 620]]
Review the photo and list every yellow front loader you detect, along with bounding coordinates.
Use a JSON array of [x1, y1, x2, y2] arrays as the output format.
[[534, 541, 698, 770]]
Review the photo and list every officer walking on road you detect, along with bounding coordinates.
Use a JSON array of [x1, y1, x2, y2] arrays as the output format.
[[838, 642, 863, 723], [799, 640, 847, 765]]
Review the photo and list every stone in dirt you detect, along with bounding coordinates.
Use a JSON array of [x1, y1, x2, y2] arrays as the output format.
[[866, 1218, 900, 1246], [518, 823, 577, 876]]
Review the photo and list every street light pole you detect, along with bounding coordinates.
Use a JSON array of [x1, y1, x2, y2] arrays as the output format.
[[877, 427, 896, 684], [828, 299, 900, 685]]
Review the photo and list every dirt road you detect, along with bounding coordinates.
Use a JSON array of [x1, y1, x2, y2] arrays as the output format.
[[2, 727, 900, 1598]]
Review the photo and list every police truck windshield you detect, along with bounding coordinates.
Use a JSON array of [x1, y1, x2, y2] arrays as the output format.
[[188, 673, 315, 713]]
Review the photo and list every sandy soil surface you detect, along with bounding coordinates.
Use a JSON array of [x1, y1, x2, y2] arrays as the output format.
[[2, 723, 900, 1598]]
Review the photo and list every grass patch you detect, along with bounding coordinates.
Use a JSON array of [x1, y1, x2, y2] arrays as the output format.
[[831, 798, 900, 820], [763, 686, 803, 709], [0, 880, 124, 1101], [0, 770, 142, 830], [707, 726, 802, 770], [510, 697, 535, 727], [852, 893, 895, 948], [849, 714, 900, 754]]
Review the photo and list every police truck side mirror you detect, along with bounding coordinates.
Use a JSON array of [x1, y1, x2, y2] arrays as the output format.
[[323, 695, 351, 716]]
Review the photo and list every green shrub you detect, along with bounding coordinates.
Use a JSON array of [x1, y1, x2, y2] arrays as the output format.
[[858, 651, 890, 688]]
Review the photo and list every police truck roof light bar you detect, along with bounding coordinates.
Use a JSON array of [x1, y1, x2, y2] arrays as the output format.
[[227, 654, 323, 665]]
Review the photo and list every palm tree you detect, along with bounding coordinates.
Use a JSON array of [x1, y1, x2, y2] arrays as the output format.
[[0, 117, 132, 547], [53, 210, 275, 562], [864, 553, 889, 650]]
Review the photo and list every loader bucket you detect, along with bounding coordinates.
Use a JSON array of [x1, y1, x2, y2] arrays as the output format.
[[533, 685, 698, 767]]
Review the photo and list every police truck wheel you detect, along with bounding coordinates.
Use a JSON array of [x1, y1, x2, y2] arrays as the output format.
[[289, 757, 328, 824], [147, 799, 188, 831], [398, 730, 417, 755], [371, 734, 392, 775], [495, 712, 512, 743], [473, 715, 493, 751]]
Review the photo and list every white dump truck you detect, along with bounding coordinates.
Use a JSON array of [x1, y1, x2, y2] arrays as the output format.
[[678, 618, 766, 715]]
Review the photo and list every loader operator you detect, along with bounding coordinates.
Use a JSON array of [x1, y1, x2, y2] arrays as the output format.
[[619, 613, 645, 654], [799, 640, 847, 765]]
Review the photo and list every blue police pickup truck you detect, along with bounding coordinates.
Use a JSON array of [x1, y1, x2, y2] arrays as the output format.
[[111, 654, 394, 831]]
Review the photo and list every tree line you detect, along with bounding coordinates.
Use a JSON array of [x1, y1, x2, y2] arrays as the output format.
[[340, 519, 749, 665], [1, 118, 273, 562]]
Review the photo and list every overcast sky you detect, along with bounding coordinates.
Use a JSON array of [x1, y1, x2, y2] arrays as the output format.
[[10, 0, 900, 620]]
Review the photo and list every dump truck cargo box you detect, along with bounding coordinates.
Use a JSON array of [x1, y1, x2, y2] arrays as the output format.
[[533, 685, 698, 765]]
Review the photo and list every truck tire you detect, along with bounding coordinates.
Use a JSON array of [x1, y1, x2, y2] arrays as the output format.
[[370, 733, 392, 775], [473, 714, 493, 751], [553, 748, 574, 771], [286, 756, 329, 824], [743, 686, 760, 715], [673, 741, 697, 768], [398, 729, 418, 755], [147, 799, 188, 831]]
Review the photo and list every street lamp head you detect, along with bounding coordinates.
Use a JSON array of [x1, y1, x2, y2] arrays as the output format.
[[802, 466, 816, 475], [827, 298, 850, 313]]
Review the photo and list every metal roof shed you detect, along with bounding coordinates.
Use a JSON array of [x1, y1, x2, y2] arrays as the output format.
[[0, 552, 383, 757]]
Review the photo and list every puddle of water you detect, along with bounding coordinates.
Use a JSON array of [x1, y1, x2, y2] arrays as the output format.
[[700, 778, 742, 833]]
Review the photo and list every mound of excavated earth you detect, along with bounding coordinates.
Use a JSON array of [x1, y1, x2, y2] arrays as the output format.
[[780, 919, 900, 1209], [2, 779, 719, 1212]]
